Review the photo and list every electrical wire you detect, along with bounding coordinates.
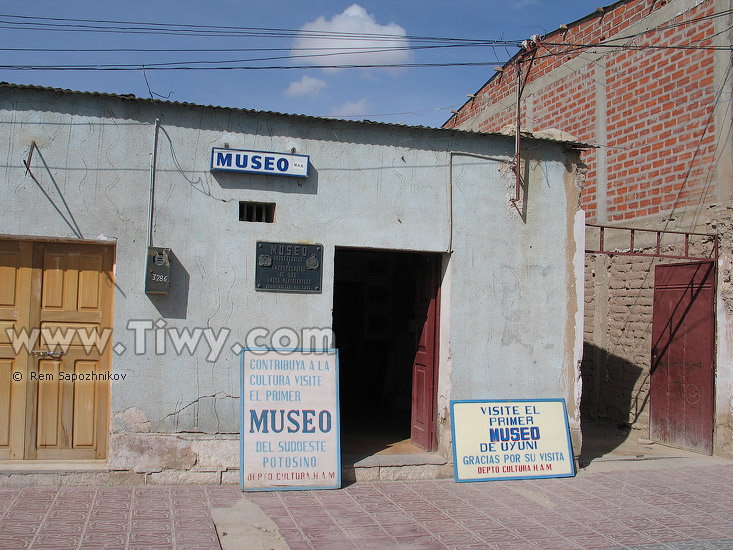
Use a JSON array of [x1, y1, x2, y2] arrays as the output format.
[[0, 11, 728, 72], [0, 61, 507, 71], [0, 43, 494, 54], [0, 13, 521, 45], [0, 43, 504, 69]]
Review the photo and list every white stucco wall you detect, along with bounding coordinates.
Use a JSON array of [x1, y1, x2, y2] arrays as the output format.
[[1, 85, 583, 469]]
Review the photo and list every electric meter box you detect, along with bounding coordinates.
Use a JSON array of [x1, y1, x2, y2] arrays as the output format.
[[145, 246, 171, 295]]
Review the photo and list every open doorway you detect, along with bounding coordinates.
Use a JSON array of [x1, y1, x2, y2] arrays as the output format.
[[333, 248, 441, 457]]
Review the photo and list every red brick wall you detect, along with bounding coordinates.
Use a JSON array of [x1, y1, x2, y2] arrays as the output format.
[[445, 0, 719, 224], [534, 68, 598, 218]]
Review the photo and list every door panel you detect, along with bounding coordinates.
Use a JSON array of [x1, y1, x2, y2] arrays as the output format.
[[37, 359, 62, 448], [0, 241, 32, 459], [410, 255, 440, 451], [651, 261, 714, 454], [0, 359, 15, 447], [0, 239, 113, 460], [72, 360, 98, 448]]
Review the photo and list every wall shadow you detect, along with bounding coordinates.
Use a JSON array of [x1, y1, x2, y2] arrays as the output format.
[[213, 165, 318, 195], [578, 341, 646, 468]]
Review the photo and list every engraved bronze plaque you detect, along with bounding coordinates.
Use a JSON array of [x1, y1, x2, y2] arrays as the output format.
[[255, 242, 323, 293]]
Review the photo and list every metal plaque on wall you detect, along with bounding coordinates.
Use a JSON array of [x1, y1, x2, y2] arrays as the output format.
[[255, 242, 323, 293]]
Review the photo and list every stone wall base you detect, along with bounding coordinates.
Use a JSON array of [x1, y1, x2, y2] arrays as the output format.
[[0, 468, 241, 487]]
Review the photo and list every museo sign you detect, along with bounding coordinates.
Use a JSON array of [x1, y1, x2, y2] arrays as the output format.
[[211, 147, 309, 178], [451, 398, 575, 482], [240, 349, 341, 491]]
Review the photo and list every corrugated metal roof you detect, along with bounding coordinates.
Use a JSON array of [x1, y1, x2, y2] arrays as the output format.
[[0, 81, 594, 148]]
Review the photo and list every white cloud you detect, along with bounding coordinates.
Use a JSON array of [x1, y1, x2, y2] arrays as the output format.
[[284, 75, 327, 97], [329, 98, 369, 118], [293, 4, 412, 71]]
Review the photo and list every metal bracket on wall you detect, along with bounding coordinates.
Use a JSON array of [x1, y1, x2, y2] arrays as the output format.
[[23, 141, 37, 176]]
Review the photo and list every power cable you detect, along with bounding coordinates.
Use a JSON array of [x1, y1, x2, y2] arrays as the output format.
[[0, 61, 507, 71], [0, 13, 522, 45]]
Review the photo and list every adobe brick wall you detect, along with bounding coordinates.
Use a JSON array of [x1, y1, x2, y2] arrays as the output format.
[[598, 254, 656, 428], [583, 253, 655, 430]]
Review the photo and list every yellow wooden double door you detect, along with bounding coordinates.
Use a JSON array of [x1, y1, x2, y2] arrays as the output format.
[[0, 239, 114, 460]]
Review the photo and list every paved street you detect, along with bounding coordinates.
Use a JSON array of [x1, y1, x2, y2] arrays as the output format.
[[248, 463, 733, 550], [0, 485, 237, 550], [1, 461, 733, 549]]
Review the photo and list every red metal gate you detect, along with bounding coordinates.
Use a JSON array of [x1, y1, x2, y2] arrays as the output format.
[[651, 261, 715, 454]]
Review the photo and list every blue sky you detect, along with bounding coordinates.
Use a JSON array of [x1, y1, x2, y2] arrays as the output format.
[[0, 1, 600, 127]]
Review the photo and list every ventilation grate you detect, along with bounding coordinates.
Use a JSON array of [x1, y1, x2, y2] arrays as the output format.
[[239, 201, 275, 223]]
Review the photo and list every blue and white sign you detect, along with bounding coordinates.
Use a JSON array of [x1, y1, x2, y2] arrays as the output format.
[[211, 147, 309, 178], [451, 398, 575, 482], [240, 349, 340, 491]]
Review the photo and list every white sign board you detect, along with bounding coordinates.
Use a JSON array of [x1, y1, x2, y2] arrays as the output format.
[[451, 399, 575, 482], [240, 349, 340, 491], [211, 147, 309, 178]]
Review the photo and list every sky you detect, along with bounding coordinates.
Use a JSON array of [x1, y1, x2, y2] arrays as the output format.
[[0, 1, 602, 127]]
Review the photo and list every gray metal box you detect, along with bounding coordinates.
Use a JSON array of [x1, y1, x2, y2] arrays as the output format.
[[145, 247, 171, 294]]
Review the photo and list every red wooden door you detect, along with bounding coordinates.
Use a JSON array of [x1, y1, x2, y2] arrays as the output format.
[[411, 255, 440, 451], [651, 261, 715, 454]]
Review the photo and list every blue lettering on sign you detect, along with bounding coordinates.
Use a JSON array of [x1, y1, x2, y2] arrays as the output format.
[[235, 154, 248, 168], [489, 426, 541, 442], [249, 409, 332, 434], [250, 410, 268, 433], [277, 158, 289, 171], [287, 410, 300, 433], [302, 410, 315, 433], [251, 155, 262, 170], [216, 152, 232, 167], [463, 454, 500, 465], [264, 156, 274, 171]]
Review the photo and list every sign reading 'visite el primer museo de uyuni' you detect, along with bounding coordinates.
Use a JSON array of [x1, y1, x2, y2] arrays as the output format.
[[241, 349, 340, 491], [451, 399, 575, 482]]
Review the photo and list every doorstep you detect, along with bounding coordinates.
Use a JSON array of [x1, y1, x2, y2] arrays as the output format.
[[342, 451, 453, 482], [0, 460, 128, 486], [0, 460, 109, 473]]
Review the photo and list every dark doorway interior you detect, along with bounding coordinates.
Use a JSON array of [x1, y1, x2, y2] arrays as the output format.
[[333, 248, 436, 456]]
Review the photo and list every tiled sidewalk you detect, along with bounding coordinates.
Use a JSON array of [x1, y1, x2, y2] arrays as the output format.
[[247, 464, 733, 550], [1, 464, 733, 549], [0, 485, 240, 550]]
